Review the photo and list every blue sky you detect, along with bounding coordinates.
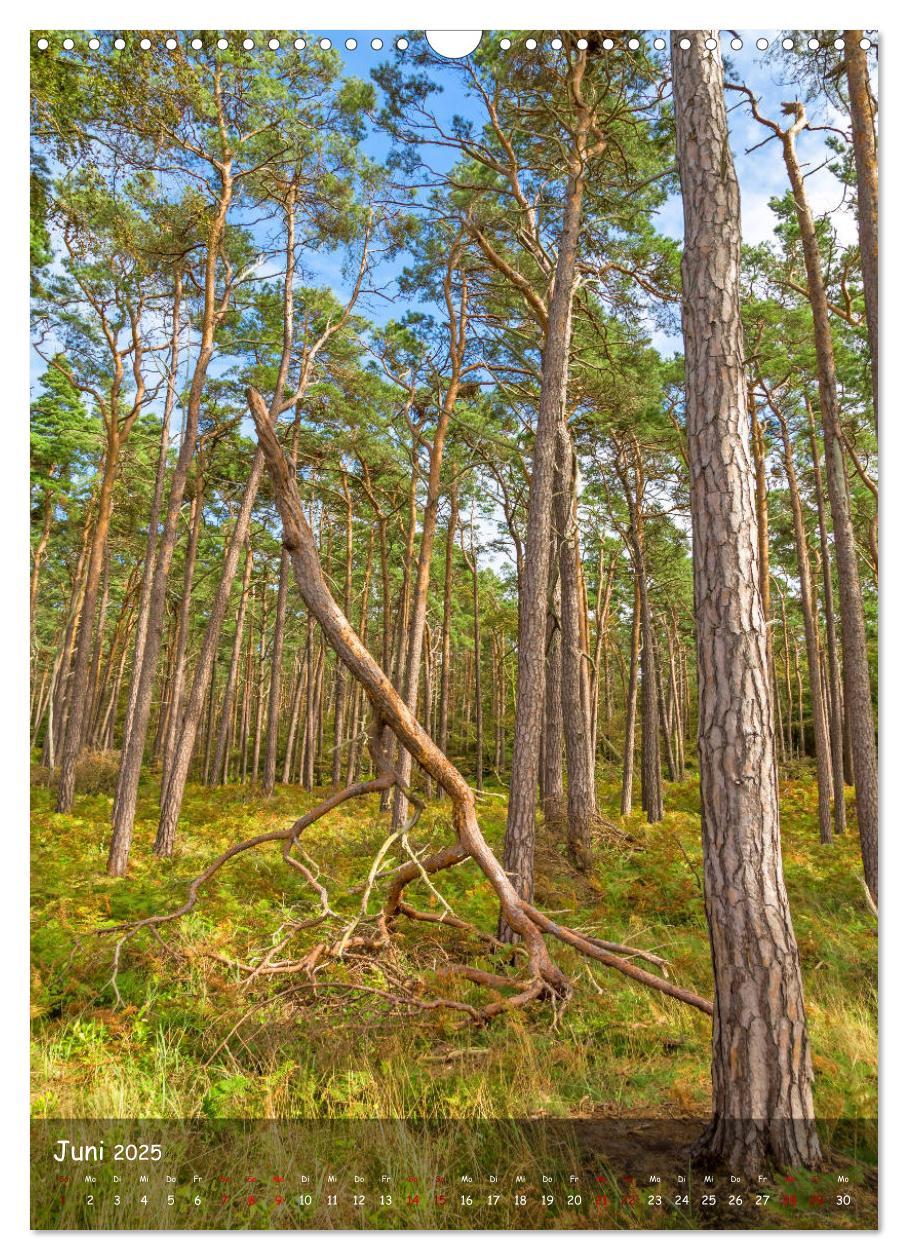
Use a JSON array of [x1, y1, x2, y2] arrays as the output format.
[[302, 30, 864, 351], [32, 30, 870, 382]]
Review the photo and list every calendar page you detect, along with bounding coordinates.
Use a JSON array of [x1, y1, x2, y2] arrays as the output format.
[[29, 28, 878, 1231]]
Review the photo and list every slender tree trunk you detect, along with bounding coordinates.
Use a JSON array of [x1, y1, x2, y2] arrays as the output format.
[[469, 527, 483, 791], [555, 425, 597, 863], [618, 450, 662, 822], [264, 544, 291, 797], [773, 400, 835, 843], [437, 488, 458, 796], [589, 548, 615, 768], [331, 475, 354, 788], [346, 530, 374, 787], [779, 589, 794, 761], [84, 546, 111, 746], [807, 413, 847, 831], [160, 478, 204, 789], [780, 107, 877, 900], [211, 544, 254, 787], [109, 165, 235, 871], [251, 590, 268, 785], [154, 449, 265, 857], [391, 270, 467, 827], [120, 276, 183, 751], [843, 30, 878, 426], [620, 584, 641, 818], [654, 635, 679, 783], [30, 482, 56, 640], [673, 31, 820, 1172], [55, 438, 120, 812], [542, 551, 564, 826], [502, 162, 586, 920]]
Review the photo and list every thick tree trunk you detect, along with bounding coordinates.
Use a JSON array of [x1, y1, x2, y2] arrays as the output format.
[[673, 30, 821, 1173]]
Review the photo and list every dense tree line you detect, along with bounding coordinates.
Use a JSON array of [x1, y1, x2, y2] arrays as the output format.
[[30, 30, 877, 1173]]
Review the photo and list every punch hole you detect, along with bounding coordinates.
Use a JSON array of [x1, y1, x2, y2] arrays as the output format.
[[425, 31, 482, 58]]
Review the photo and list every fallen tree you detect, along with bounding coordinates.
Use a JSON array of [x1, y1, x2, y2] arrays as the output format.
[[101, 385, 712, 1024]]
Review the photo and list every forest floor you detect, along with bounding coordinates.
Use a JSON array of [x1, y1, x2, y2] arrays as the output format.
[[30, 762, 877, 1227]]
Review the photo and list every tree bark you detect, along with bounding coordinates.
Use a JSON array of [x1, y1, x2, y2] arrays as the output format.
[[673, 30, 821, 1173]]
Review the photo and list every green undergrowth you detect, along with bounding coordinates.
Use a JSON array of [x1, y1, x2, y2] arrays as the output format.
[[31, 765, 877, 1127]]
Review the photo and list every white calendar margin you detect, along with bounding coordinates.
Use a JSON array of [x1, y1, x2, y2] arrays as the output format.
[[4, 1, 903, 1254]]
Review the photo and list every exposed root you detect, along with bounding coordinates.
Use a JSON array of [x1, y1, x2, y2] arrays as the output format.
[[99, 401, 714, 1030], [99, 715, 712, 1023]]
